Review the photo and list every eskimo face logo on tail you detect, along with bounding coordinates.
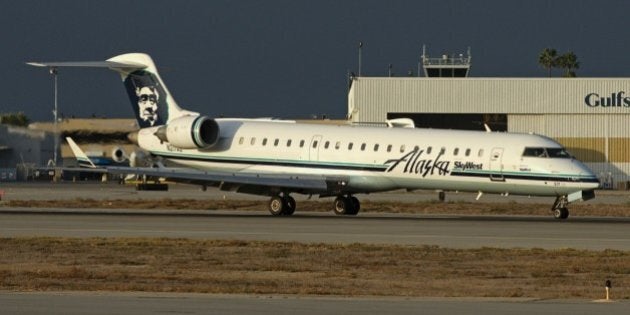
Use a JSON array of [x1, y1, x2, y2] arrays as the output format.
[[136, 86, 159, 126], [124, 70, 168, 127]]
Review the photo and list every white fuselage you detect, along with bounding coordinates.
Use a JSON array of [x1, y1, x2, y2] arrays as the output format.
[[137, 119, 599, 197]]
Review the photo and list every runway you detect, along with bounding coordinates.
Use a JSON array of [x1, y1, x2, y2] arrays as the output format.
[[2, 292, 628, 315], [1, 208, 629, 250]]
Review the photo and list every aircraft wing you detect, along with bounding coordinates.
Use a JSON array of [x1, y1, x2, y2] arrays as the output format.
[[65, 136, 343, 195], [104, 166, 339, 195]]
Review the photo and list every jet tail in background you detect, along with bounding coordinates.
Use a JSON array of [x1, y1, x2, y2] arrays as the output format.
[[65, 137, 96, 168]]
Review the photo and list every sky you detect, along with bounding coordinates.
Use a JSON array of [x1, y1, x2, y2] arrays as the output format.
[[2, 0, 630, 122]]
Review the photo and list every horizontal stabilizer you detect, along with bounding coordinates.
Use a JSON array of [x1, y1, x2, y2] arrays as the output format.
[[26, 60, 146, 69]]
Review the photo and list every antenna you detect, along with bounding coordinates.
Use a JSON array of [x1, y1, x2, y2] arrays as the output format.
[[358, 41, 363, 77]]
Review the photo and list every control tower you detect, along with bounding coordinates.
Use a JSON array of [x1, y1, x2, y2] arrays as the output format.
[[421, 45, 471, 77]]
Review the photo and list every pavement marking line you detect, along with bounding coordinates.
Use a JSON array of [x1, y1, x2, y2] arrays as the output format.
[[1, 228, 628, 244]]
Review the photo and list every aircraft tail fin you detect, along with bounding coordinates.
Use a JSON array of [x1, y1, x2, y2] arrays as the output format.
[[28, 53, 196, 129], [66, 137, 96, 168]]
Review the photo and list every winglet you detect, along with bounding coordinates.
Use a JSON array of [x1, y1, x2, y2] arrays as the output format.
[[66, 137, 97, 168]]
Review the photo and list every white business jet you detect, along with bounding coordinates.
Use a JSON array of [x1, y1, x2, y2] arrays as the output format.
[[29, 53, 599, 219]]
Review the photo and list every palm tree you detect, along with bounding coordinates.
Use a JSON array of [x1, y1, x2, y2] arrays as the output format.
[[538, 48, 557, 77], [557, 52, 580, 77]]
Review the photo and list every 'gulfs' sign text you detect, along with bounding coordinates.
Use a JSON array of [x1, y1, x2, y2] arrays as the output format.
[[585, 92, 630, 107]]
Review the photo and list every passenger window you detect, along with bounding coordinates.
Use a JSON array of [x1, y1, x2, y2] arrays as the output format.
[[312, 140, 318, 148], [348, 143, 354, 150], [238, 137, 244, 145], [478, 149, 484, 157], [299, 140, 305, 147], [361, 143, 366, 151], [440, 147, 446, 155], [465, 148, 470, 157], [374, 144, 379, 152], [274, 139, 279, 146], [250, 137, 256, 145], [414, 145, 419, 151], [387, 144, 392, 152], [335, 141, 341, 150], [287, 139, 292, 147], [400, 145, 405, 153], [262, 138, 268, 146], [453, 148, 459, 156], [324, 141, 330, 149], [427, 146, 432, 154]]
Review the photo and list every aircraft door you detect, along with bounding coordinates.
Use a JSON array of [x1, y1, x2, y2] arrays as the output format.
[[489, 147, 505, 181], [309, 135, 322, 161]]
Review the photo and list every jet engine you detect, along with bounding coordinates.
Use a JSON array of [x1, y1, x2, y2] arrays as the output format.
[[112, 147, 150, 167], [155, 115, 220, 149], [111, 147, 127, 163]]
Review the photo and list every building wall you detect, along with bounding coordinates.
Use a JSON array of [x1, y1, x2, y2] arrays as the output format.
[[348, 77, 630, 122], [0, 124, 55, 168]]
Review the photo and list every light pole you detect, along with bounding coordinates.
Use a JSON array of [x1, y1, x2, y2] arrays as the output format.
[[26, 61, 61, 168], [50, 67, 59, 167]]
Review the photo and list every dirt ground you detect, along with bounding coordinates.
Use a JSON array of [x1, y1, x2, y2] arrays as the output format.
[[1, 237, 628, 299]]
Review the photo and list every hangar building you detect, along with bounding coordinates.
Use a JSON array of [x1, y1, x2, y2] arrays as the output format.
[[347, 53, 630, 188], [0, 124, 55, 180]]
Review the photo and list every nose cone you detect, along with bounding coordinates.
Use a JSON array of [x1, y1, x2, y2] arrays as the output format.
[[574, 160, 600, 190]]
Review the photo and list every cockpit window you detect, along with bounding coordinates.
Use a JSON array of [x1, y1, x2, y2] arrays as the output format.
[[522, 147, 572, 159], [523, 147, 547, 157], [546, 148, 572, 158]]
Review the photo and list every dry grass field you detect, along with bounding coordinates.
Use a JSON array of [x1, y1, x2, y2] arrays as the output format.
[[1, 238, 628, 299]]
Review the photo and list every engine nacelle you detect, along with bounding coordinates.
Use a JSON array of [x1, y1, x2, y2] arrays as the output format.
[[155, 115, 220, 149], [111, 147, 127, 163]]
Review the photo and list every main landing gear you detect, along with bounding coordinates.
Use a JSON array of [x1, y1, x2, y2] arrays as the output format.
[[333, 195, 360, 215], [268, 194, 296, 216], [551, 195, 569, 220], [267, 194, 361, 216]]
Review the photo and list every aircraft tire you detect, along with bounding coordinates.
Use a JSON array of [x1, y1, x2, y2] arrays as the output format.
[[560, 207, 569, 219], [333, 196, 350, 215], [346, 196, 360, 215], [269, 196, 285, 216], [283, 196, 296, 216], [553, 207, 569, 220]]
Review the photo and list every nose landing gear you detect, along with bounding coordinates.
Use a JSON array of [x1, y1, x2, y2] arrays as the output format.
[[551, 195, 570, 220]]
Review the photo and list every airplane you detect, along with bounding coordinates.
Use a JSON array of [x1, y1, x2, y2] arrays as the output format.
[[29, 53, 600, 219]]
